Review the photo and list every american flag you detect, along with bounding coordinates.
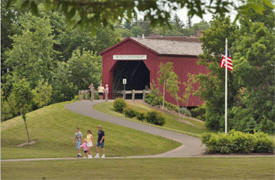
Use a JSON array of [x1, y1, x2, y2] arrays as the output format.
[[220, 55, 233, 71]]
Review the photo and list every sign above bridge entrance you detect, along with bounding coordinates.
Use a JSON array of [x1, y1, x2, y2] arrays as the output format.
[[113, 55, 147, 60]]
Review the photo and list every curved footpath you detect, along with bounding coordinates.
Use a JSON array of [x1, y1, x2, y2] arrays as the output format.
[[3, 100, 273, 162], [65, 100, 205, 157]]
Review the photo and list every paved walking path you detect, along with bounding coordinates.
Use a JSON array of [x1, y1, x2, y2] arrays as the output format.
[[65, 100, 205, 157], [3, 154, 274, 162]]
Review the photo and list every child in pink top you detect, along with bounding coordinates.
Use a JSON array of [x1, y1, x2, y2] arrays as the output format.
[[80, 140, 88, 158]]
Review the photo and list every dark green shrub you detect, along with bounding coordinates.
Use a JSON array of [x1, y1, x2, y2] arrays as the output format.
[[202, 131, 274, 154], [202, 133, 232, 153], [136, 112, 145, 121], [205, 114, 223, 131], [165, 102, 179, 112], [1, 100, 14, 121], [258, 118, 275, 134], [144, 93, 154, 105], [113, 98, 127, 113], [179, 107, 191, 116], [244, 118, 257, 133], [73, 95, 79, 101], [229, 131, 255, 153], [94, 92, 100, 100], [253, 132, 274, 153], [123, 107, 137, 118], [146, 111, 165, 126], [1, 94, 20, 121], [145, 93, 162, 106], [230, 107, 257, 133], [191, 105, 206, 121], [231, 107, 275, 134], [145, 93, 181, 114]]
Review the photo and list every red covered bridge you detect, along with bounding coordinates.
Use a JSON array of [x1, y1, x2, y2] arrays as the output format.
[[100, 36, 208, 107]]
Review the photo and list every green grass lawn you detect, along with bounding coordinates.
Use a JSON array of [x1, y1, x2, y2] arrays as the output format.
[[1, 101, 180, 159], [94, 101, 207, 137], [2, 157, 275, 180]]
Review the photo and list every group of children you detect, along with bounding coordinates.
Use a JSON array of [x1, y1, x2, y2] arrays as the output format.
[[74, 125, 105, 159]]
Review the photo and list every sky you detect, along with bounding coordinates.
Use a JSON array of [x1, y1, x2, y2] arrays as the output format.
[[176, 8, 213, 24], [174, 6, 238, 25], [136, 1, 238, 26]]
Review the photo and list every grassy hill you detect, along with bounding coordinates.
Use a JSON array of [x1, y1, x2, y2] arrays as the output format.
[[1, 101, 180, 159], [94, 101, 207, 137]]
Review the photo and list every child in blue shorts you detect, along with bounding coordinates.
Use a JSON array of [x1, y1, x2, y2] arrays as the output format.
[[73, 128, 83, 158]]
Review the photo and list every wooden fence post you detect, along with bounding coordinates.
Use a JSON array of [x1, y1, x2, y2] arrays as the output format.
[[85, 90, 88, 100], [78, 90, 81, 100], [90, 89, 94, 101], [142, 90, 146, 100], [105, 92, 108, 102], [132, 90, 135, 100], [123, 91, 126, 99]]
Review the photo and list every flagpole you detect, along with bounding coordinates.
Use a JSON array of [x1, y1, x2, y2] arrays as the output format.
[[225, 38, 228, 133]]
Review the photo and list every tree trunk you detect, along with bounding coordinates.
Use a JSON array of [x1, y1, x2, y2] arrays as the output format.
[[176, 98, 180, 114], [162, 80, 166, 109], [22, 114, 31, 143], [187, 89, 191, 107]]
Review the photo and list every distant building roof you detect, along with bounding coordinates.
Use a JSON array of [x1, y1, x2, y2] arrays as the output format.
[[145, 35, 201, 42], [131, 37, 202, 56], [100, 36, 203, 56]]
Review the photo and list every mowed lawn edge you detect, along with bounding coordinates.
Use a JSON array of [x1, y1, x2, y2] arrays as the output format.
[[2, 157, 275, 180], [93, 101, 207, 137], [1, 101, 180, 159]]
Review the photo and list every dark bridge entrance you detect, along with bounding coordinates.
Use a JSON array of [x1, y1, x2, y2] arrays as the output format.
[[112, 61, 150, 98]]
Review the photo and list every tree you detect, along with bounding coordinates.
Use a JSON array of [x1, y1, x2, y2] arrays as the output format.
[[1, 90, 13, 121], [1, 85, 21, 121], [4, 13, 56, 89], [173, 14, 185, 33], [1, 0, 21, 75], [54, 18, 123, 61], [151, 20, 185, 36], [150, 19, 209, 37], [182, 73, 198, 107], [193, 21, 209, 32], [57, 26, 95, 61], [67, 49, 102, 90], [92, 27, 122, 53], [10, 78, 33, 143], [231, 4, 275, 132], [166, 71, 180, 110], [196, 16, 239, 131], [158, 62, 178, 109], [197, 1, 275, 133], [9, 0, 272, 29], [116, 27, 133, 38], [32, 80, 53, 108], [129, 21, 153, 37], [51, 62, 77, 103]]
